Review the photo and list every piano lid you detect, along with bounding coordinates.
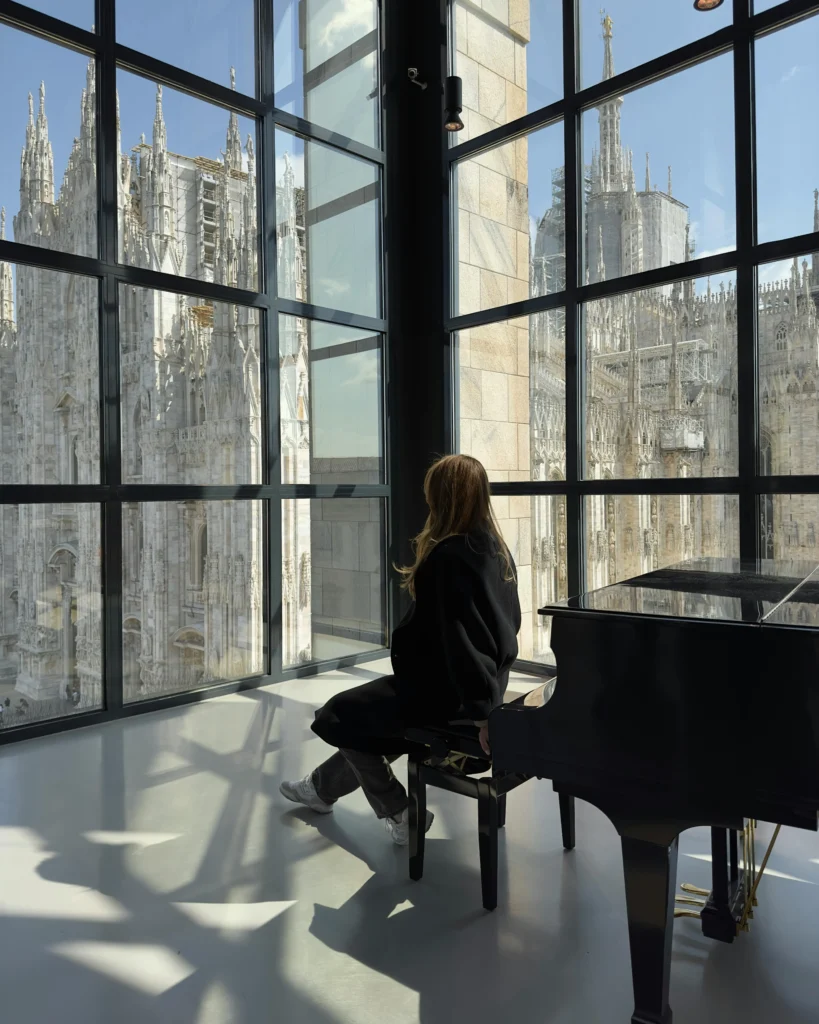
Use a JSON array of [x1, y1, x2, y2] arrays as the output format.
[[540, 556, 819, 626]]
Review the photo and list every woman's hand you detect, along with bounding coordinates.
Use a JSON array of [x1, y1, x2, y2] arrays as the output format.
[[474, 720, 491, 757]]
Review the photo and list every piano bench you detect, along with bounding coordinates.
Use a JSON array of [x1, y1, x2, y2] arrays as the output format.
[[404, 719, 575, 912]]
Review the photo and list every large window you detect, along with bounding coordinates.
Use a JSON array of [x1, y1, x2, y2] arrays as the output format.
[[5, 0, 817, 735], [450, 0, 819, 664], [0, 1, 387, 737]]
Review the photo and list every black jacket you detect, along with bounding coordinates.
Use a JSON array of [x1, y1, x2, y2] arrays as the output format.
[[390, 532, 521, 722]]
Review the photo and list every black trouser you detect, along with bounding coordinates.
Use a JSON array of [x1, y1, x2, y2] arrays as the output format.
[[312, 748, 407, 820]]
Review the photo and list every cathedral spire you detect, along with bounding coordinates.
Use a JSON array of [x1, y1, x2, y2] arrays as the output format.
[[645, 152, 651, 193], [602, 11, 615, 80], [225, 67, 243, 173], [153, 84, 167, 154], [0, 209, 14, 329], [667, 165, 672, 197], [596, 225, 606, 282], [628, 299, 641, 409], [669, 323, 681, 412], [79, 59, 96, 163], [27, 81, 55, 206], [813, 190, 819, 286], [595, 14, 626, 193]]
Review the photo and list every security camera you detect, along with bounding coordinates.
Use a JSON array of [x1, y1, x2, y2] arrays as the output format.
[[408, 68, 427, 90]]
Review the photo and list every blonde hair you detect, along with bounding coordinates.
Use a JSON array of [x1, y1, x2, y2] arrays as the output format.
[[397, 454, 514, 598]]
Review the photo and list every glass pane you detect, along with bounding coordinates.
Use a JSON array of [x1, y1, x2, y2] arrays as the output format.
[[280, 316, 383, 484], [0, 25, 97, 258], [581, 54, 735, 286], [20, 1, 93, 26], [0, 504, 102, 731], [758, 255, 819, 476], [456, 311, 552, 483], [455, 121, 563, 316], [532, 494, 567, 666], [754, 0, 782, 12], [580, 5, 731, 88], [491, 493, 565, 666], [756, 14, 819, 244], [584, 494, 740, 590], [452, 0, 562, 141], [762, 496, 819, 570], [282, 498, 386, 667], [276, 130, 380, 317], [118, 72, 258, 289], [120, 285, 261, 485], [123, 500, 265, 703], [274, 0, 380, 148], [583, 271, 738, 480], [458, 310, 565, 482], [117, 1, 256, 95], [0, 262, 100, 484]]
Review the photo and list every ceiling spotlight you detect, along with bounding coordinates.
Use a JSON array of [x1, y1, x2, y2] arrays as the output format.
[[693, 0, 724, 10], [444, 76, 464, 133]]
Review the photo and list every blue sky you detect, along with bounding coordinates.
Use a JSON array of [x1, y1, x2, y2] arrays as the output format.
[[507, 1, 819, 267], [1, 2, 817, 269]]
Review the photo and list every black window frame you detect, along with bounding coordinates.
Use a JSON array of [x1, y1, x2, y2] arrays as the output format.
[[0, 0, 392, 744], [444, 0, 819, 672]]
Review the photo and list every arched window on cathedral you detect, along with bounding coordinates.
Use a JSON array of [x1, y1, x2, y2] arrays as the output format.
[[776, 323, 788, 351], [70, 437, 79, 485], [133, 402, 143, 476], [192, 524, 207, 589]]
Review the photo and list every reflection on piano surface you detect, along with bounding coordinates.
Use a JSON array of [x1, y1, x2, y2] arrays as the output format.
[[491, 557, 819, 1024]]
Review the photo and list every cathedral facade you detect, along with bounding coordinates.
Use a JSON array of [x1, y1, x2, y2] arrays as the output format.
[[0, 63, 315, 719], [529, 16, 819, 651]]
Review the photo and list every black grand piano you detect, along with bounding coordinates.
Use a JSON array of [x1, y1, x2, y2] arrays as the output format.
[[491, 557, 819, 1024]]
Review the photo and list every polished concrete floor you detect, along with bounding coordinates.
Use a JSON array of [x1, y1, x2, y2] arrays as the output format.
[[0, 658, 817, 1024]]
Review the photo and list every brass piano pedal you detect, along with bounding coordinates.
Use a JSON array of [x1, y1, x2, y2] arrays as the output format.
[[675, 895, 706, 907], [675, 909, 701, 919], [680, 883, 710, 897]]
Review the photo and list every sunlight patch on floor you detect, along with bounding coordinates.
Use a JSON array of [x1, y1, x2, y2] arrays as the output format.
[[683, 852, 817, 884], [173, 900, 296, 930], [50, 941, 196, 995]]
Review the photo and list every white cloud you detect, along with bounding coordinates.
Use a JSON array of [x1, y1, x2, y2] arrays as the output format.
[[696, 245, 735, 261], [340, 357, 379, 388], [781, 66, 803, 84], [319, 0, 374, 57], [317, 278, 351, 299]]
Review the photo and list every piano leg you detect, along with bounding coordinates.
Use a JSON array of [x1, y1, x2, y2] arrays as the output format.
[[559, 792, 576, 851], [621, 832, 679, 1024], [477, 778, 499, 911], [701, 828, 735, 943], [497, 792, 507, 829], [408, 754, 427, 882]]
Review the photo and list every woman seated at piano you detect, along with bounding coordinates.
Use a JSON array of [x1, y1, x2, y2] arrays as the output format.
[[280, 454, 522, 845]]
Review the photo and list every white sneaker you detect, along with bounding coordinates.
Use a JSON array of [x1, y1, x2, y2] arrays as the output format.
[[385, 807, 435, 846], [279, 773, 334, 814]]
